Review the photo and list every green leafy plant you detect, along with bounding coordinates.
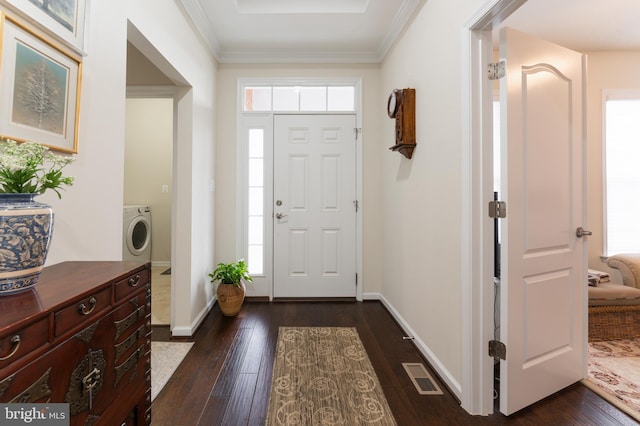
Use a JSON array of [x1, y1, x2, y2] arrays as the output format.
[[0, 138, 74, 198], [209, 259, 253, 287]]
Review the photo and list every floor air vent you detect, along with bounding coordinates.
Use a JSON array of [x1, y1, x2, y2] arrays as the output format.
[[402, 363, 443, 395]]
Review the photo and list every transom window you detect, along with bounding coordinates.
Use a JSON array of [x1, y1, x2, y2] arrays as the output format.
[[244, 85, 355, 112]]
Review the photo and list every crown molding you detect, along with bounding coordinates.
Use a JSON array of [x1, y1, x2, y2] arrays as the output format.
[[180, 0, 425, 64], [178, 0, 222, 58], [377, 0, 425, 61], [216, 49, 381, 64]]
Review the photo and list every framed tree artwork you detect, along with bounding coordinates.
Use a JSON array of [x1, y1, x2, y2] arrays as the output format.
[[0, 0, 88, 55], [0, 13, 81, 153]]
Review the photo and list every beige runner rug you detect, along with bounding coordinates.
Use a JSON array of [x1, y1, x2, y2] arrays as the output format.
[[583, 338, 640, 422], [151, 341, 194, 401], [266, 327, 397, 425]]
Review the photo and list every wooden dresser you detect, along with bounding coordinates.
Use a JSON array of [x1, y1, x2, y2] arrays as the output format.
[[0, 261, 151, 426]]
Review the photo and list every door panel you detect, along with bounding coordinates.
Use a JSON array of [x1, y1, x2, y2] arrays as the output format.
[[274, 115, 356, 298], [499, 27, 587, 415]]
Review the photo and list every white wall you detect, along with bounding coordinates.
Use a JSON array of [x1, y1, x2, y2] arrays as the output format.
[[379, 0, 487, 394], [215, 64, 383, 295], [585, 51, 640, 278], [126, 1, 218, 335], [0, 1, 218, 335]]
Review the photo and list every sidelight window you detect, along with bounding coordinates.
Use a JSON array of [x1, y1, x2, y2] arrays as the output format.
[[247, 128, 265, 275]]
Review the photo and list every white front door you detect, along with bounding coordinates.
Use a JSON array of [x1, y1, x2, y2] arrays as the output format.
[[273, 114, 357, 298], [499, 28, 587, 415]]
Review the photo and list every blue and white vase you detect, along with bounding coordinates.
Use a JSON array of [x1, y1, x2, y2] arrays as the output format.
[[0, 194, 54, 295]]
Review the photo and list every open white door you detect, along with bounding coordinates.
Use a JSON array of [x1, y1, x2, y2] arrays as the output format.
[[499, 27, 587, 415]]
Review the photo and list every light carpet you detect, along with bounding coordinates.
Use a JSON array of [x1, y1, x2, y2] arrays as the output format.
[[266, 327, 397, 425], [584, 338, 640, 422], [151, 341, 194, 401]]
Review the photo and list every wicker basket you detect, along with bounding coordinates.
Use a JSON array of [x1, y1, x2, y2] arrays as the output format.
[[216, 280, 246, 316], [588, 304, 640, 341]]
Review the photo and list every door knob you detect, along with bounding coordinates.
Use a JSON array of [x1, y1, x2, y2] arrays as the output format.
[[275, 213, 288, 219], [576, 227, 592, 238]]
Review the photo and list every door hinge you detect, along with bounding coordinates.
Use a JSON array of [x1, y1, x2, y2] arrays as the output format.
[[355, 273, 358, 287], [488, 61, 506, 80], [489, 340, 506, 360], [488, 201, 506, 218], [353, 200, 359, 212], [354, 128, 362, 140]]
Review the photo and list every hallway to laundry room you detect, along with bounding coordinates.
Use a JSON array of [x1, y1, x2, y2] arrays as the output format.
[[151, 265, 171, 324], [124, 92, 174, 326]]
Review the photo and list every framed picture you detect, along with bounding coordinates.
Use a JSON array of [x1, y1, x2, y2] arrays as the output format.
[[0, 0, 88, 55], [0, 13, 81, 153]]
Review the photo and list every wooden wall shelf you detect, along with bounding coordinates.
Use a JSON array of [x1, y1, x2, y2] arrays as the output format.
[[389, 142, 417, 159]]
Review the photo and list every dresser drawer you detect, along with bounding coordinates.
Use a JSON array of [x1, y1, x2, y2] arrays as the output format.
[[0, 317, 49, 371], [113, 289, 150, 342], [54, 287, 111, 337], [114, 268, 150, 302]]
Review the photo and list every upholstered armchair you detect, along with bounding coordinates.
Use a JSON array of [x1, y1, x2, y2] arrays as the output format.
[[588, 253, 640, 341], [607, 253, 640, 289]]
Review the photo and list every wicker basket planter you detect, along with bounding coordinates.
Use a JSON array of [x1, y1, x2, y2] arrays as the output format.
[[216, 280, 246, 316], [209, 259, 252, 317], [588, 304, 640, 341]]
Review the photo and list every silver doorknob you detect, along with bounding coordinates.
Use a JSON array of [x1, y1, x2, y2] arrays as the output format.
[[576, 227, 592, 238], [275, 213, 288, 219]]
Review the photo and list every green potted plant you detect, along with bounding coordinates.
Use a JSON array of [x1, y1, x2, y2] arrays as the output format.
[[0, 138, 74, 295], [209, 259, 253, 316], [0, 139, 74, 197]]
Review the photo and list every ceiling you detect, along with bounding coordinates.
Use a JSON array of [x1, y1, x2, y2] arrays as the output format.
[[497, 0, 640, 52], [178, 0, 425, 63], [176, 0, 640, 65]]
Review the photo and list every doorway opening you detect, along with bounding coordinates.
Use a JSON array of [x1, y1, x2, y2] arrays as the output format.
[[464, 0, 593, 416], [125, 41, 177, 328], [124, 96, 173, 324]]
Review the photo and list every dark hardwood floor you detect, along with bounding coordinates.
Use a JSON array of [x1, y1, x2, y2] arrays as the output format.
[[151, 301, 637, 425]]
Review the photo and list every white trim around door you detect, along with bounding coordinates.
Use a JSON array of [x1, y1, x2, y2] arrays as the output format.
[[236, 78, 364, 301], [461, 0, 527, 416]]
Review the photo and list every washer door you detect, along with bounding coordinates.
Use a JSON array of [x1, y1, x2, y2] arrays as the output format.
[[126, 215, 151, 256]]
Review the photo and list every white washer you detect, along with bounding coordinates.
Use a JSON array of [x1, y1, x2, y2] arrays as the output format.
[[123, 205, 151, 262]]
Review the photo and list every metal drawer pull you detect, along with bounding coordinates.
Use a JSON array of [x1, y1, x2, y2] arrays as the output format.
[[0, 335, 21, 361], [128, 274, 141, 287], [78, 297, 97, 315], [82, 367, 102, 393]]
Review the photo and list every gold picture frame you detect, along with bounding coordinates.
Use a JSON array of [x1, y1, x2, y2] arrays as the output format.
[[0, 13, 81, 153], [0, 0, 88, 55]]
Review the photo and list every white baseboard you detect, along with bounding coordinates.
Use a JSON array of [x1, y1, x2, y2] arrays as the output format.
[[362, 292, 381, 300], [171, 296, 215, 337], [378, 293, 462, 400]]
